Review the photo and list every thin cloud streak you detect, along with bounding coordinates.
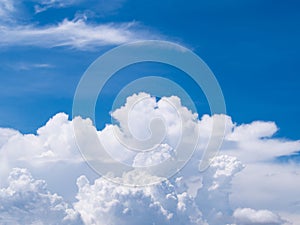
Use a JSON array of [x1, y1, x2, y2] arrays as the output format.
[[0, 18, 158, 50], [34, 0, 83, 13]]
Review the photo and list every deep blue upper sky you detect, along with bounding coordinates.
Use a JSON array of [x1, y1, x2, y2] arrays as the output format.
[[0, 0, 300, 140]]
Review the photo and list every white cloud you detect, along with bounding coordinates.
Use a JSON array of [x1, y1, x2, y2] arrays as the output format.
[[0, 0, 82, 16], [0, 113, 81, 166], [0, 128, 19, 147], [34, 0, 83, 13], [0, 0, 159, 50], [230, 163, 300, 215], [0, 17, 152, 49], [224, 120, 300, 163], [99, 93, 199, 168], [233, 208, 285, 225], [0, 93, 299, 224], [132, 143, 175, 167], [33, 0, 126, 15], [0, 168, 83, 225], [217, 117, 300, 220], [0, 0, 16, 21], [0, 112, 89, 199], [227, 121, 278, 141], [74, 154, 243, 225], [8, 62, 54, 71], [74, 173, 180, 225]]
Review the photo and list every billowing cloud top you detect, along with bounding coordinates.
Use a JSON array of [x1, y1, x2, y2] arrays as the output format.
[[0, 93, 299, 224], [0, 168, 83, 225]]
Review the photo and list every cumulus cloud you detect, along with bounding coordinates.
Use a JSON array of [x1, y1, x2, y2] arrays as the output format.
[[0, 93, 299, 224], [74, 155, 243, 225], [0, 168, 83, 225], [221, 117, 300, 219], [233, 208, 285, 225], [225, 120, 300, 163], [0, 112, 90, 199], [0, 113, 81, 167], [99, 93, 199, 168]]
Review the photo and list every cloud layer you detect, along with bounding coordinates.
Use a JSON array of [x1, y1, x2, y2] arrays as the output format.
[[74, 154, 243, 225], [0, 168, 83, 225], [233, 208, 285, 225], [0, 93, 299, 224]]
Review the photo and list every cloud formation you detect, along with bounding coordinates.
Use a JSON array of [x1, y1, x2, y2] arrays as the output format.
[[33, 0, 125, 15], [0, 0, 16, 21], [0, 93, 299, 224], [34, 0, 83, 13], [0, 18, 152, 49], [98, 93, 199, 170], [74, 154, 243, 225], [0, 168, 83, 225], [0, 1, 159, 50], [233, 208, 285, 225]]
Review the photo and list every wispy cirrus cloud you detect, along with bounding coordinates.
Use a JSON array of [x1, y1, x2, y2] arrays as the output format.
[[0, 0, 14, 15], [33, 0, 83, 13], [0, 0, 18, 22], [10, 62, 54, 71], [0, 1, 160, 50], [0, 18, 155, 50], [33, 0, 125, 15]]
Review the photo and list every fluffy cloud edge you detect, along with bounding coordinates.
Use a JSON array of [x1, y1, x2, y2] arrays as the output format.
[[233, 208, 287, 225], [0, 93, 299, 224], [0, 168, 83, 225]]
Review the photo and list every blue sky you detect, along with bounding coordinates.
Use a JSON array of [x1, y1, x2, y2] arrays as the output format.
[[1, 1, 300, 224], [1, 0, 300, 140]]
